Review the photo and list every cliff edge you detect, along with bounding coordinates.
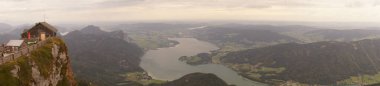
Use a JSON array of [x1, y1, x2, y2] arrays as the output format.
[[0, 38, 76, 86]]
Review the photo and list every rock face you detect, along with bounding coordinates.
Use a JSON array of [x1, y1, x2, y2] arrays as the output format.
[[0, 38, 76, 86]]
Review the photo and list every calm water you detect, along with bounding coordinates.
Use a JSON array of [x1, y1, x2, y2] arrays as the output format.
[[140, 38, 266, 86]]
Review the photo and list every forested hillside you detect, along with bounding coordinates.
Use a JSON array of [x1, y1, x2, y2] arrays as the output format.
[[304, 29, 380, 41], [64, 25, 145, 86], [221, 39, 380, 85]]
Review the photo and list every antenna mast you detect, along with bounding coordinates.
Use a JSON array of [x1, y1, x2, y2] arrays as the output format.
[[42, 0, 47, 22], [43, 14, 46, 22]]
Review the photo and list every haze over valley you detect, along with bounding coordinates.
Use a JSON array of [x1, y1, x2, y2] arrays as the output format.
[[2, 0, 380, 86]]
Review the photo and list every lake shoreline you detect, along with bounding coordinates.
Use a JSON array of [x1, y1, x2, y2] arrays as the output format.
[[140, 38, 266, 86]]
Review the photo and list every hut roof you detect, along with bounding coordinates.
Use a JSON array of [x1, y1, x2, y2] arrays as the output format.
[[39, 22, 58, 32], [23, 22, 58, 33], [6, 40, 24, 47]]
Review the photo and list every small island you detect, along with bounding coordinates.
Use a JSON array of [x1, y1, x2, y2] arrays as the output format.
[[178, 53, 212, 65]]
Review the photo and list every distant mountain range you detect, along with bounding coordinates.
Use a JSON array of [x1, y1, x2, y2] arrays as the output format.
[[207, 23, 321, 32], [304, 29, 380, 41], [191, 24, 380, 50], [190, 24, 317, 51], [0, 23, 13, 34], [0, 34, 18, 44], [192, 26, 299, 47], [111, 23, 199, 31], [0, 23, 17, 43]]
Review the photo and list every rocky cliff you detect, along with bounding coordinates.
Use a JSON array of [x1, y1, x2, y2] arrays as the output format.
[[0, 38, 76, 86]]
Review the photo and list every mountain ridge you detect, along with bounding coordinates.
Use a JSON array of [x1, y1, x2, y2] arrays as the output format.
[[64, 25, 145, 86], [221, 38, 380, 85]]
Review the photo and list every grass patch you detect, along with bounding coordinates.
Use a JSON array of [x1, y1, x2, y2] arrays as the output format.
[[257, 67, 286, 74], [123, 72, 166, 85], [247, 73, 262, 79], [337, 72, 380, 85], [142, 79, 166, 85], [16, 56, 33, 86], [29, 43, 54, 78], [0, 56, 34, 86], [0, 38, 72, 86], [0, 61, 19, 86], [29, 38, 67, 79], [57, 60, 70, 86], [186, 56, 202, 63], [57, 77, 70, 86]]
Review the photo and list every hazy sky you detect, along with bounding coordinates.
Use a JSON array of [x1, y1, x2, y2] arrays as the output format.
[[1, 0, 380, 24]]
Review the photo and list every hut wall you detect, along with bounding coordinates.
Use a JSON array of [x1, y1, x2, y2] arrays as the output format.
[[21, 24, 57, 39]]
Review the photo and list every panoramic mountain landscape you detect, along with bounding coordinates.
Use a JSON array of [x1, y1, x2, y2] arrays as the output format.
[[2, 22, 380, 86], [2, 0, 380, 86]]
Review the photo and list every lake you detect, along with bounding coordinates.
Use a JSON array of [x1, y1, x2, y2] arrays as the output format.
[[140, 38, 266, 86]]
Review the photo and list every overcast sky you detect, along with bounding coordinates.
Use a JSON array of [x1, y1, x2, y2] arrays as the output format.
[[1, 0, 380, 24]]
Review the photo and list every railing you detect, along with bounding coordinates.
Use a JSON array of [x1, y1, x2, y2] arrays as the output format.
[[0, 39, 49, 64]]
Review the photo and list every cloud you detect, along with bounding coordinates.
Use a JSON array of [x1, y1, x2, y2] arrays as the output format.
[[1, 0, 380, 24], [343, 0, 380, 8], [373, 0, 380, 6], [92, 0, 317, 9], [97, 0, 145, 8], [3, 0, 29, 2], [346, 1, 365, 8]]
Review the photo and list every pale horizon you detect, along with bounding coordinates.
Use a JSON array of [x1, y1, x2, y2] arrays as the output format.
[[1, 0, 380, 26]]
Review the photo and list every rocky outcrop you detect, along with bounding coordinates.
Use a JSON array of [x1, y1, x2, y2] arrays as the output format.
[[0, 38, 76, 86]]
